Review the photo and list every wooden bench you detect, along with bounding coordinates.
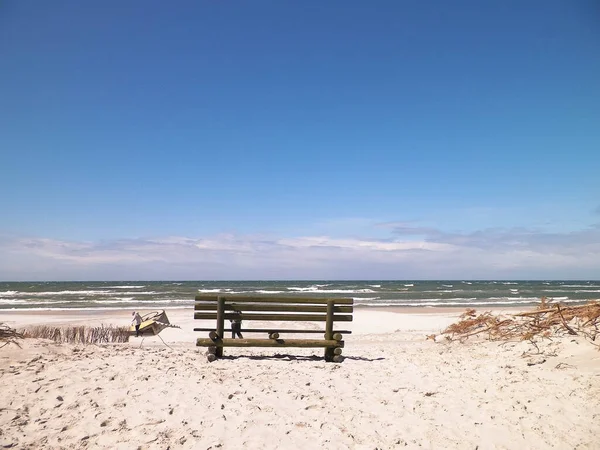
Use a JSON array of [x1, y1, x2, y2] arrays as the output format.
[[194, 295, 353, 362]]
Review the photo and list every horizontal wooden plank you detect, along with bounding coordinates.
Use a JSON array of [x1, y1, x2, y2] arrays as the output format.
[[193, 327, 352, 334], [194, 303, 353, 313], [194, 312, 353, 322], [196, 338, 344, 348], [194, 295, 354, 305]]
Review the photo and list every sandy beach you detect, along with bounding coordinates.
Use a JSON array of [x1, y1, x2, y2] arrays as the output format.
[[1, 307, 599, 449]]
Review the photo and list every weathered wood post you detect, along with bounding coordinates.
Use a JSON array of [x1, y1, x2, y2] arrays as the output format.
[[216, 296, 225, 357], [332, 332, 343, 361], [324, 300, 334, 362]]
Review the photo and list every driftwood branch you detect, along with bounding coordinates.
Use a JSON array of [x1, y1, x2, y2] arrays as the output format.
[[556, 304, 578, 336], [437, 300, 600, 346], [0, 323, 24, 348]]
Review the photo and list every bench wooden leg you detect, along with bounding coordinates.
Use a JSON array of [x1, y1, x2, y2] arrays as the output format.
[[325, 345, 344, 362], [324, 347, 334, 362], [208, 332, 222, 358], [216, 297, 225, 357], [206, 346, 218, 362], [324, 300, 335, 362]]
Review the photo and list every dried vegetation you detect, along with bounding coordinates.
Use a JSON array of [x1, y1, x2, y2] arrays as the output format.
[[436, 297, 600, 348], [21, 325, 130, 345], [0, 322, 25, 348]]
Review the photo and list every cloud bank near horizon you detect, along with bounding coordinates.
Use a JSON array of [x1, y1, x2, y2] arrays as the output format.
[[1, 224, 599, 281]]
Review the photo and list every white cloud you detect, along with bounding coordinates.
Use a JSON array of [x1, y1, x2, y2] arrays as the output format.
[[277, 236, 454, 252], [1, 225, 599, 280]]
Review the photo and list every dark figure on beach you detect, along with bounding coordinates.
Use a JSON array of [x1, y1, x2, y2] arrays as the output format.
[[230, 312, 243, 339], [131, 311, 142, 337]]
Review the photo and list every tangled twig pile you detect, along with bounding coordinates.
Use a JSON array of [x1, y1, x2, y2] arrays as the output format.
[[0, 323, 25, 348], [437, 298, 600, 348], [22, 325, 130, 345]]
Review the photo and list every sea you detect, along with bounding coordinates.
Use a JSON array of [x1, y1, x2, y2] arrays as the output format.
[[0, 280, 599, 311]]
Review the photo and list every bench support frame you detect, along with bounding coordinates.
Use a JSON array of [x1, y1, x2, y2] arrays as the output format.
[[194, 296, 352, 362]]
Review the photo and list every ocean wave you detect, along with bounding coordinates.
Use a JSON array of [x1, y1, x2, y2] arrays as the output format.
[[404, 284, 414, 287], [91, 299, 193, 304], [0, 299, 28, 304], [253, 290, 287, 294], [369, 285, 381, 288], [32, 290, 116, 296], [0, 299, 82, 305], [366, 297, 478, 303], [286, 285, 331, 291], [541, 289, 600, 294], [217, 290, 288, 295], [100, 291, 159, 296], [104, 285, 146, 289], [2, 290, 159, 297], [0, 305, 192, 312], [356, 296, 549, 303], [93, 298, 135, 303], [355, 298, 583, 307], [419, 290, 461, 294], [560, 284, 599, 288], [0, 291, 19, 296], [198, 290, 288, 295], [354, 300, 540, 306], [287, 288, 376, 294]]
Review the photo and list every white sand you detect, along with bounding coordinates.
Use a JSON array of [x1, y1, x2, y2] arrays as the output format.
[[1, 308, 599, 449]]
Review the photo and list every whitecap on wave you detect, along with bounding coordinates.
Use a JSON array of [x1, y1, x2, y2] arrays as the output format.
[[287, 287, 376, 294], [105, 285, 146, 289]]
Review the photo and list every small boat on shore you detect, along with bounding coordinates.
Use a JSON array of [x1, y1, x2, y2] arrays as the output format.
[[129, 310, 178, 336]]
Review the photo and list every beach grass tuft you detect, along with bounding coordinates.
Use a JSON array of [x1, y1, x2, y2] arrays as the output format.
[[21, 324, 130, 345]]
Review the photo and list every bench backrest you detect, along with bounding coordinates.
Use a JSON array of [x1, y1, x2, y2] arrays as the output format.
[[194, 295, 354, 324]]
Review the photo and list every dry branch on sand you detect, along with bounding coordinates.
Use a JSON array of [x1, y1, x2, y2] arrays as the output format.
[[0, 323, 25, 348], [437, 298, 600, 348], [21, 325, 130, 345]]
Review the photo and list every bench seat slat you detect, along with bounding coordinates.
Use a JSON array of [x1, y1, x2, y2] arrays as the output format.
[[196, 338, 344, 348], [194, 312, 353, 322], [193, 327, 352, 334], [195, 295, 354, 305], [194, 304, 353, 313]]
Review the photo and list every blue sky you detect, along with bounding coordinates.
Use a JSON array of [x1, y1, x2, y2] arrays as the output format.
[[1, 1, 599, 280]]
